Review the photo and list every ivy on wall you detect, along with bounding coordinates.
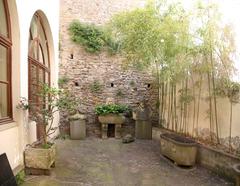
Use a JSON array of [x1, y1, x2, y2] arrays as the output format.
[[69, 20, 119, 54]]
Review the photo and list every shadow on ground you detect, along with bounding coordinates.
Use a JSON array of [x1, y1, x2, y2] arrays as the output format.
[[22, 138, 234, 186]]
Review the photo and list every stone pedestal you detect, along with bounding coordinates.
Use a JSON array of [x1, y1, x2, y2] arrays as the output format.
[[115, 125, 122, 139], [98, 114, 125, 139], [69, 114, 86, 140], [101, 123, 108, 139], [134, 101, 152, 140], [135, 120, 152, 139], [101, 123, 122, 139]]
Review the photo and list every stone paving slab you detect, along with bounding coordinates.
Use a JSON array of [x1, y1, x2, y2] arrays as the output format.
[[22, 138, 234, 186]]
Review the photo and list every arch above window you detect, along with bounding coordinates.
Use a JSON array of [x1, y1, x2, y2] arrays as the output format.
[[28, 13, 49, 68]]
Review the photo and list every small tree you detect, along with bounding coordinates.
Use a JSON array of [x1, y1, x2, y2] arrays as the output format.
[[109, 0, 192, 128], [18, 84, 78, 147]]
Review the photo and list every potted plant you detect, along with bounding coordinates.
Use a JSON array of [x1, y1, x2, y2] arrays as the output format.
[[95, 104, 130, 123], [18, 84, 77, 175], [95, 104, 130, 138]]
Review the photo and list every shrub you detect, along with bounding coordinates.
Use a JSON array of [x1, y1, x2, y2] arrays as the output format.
[[95, 104, 131, 115]]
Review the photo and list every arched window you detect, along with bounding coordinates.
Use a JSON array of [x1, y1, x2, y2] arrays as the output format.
[[28, 13, 50, 109], [0, 0, 12, 123]]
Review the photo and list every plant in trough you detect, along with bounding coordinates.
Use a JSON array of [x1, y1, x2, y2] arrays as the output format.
[[95, 104, 131, 116]]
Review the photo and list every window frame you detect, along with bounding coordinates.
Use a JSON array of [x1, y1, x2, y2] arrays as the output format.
[[0, 0, 13, 124], [28, 13, 51, 117]]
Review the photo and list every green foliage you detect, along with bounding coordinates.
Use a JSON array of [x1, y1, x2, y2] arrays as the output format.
[[58, 76, 69, 87], [90, 80, 103, 93], [17, 84, 79, 145], [95, 104, 131, 115], [110, 1, 192, 72], [41, 142, 53, 149], [15, 170, 25, 185], [179, 88, 194, 104], [215, 78, 240, 103], [69, 20, 119, 54], [193, 2, 236, 78]]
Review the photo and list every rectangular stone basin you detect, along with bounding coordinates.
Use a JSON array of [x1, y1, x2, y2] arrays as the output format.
[[160, 133, 197, 166]]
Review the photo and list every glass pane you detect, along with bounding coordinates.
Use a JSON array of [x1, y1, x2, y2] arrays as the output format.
[[30, 16, 38, 39], [30, 64, 37, 84], [39, 24, 49, 67], [0, 83, 8, 118], [42, 42, 49, 67], [29, 41, 39, 60], [0, 0, 8, 37], [38, 68, 44, 84], [38, 45, 44, 64], [0, 45, 7, 81]]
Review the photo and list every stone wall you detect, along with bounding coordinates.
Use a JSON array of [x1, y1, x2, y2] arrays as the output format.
[[59, 0, 159, 137]]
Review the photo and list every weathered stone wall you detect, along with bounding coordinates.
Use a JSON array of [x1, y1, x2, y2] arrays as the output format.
[[59, 0, 158, 137]]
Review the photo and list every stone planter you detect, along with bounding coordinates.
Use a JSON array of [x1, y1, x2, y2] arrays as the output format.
[[233, 164, 240, 186], [69, 114, 86, 140], [24, 144, 56, 175], [98, 114, 125, 139], [160, 133, 197, 166], [134, 104, 152, 139], [98, 114, 125, 124]]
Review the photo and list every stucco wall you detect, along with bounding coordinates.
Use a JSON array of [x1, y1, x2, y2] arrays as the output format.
[[162, 76, 240, 152], [0, 0, 59, 170]]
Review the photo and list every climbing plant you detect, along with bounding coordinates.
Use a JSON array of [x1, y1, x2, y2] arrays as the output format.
[[69, 20, 119, 54]]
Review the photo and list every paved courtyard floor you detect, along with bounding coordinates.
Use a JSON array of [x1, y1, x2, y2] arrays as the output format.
[[23, 138, 233, 186]]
